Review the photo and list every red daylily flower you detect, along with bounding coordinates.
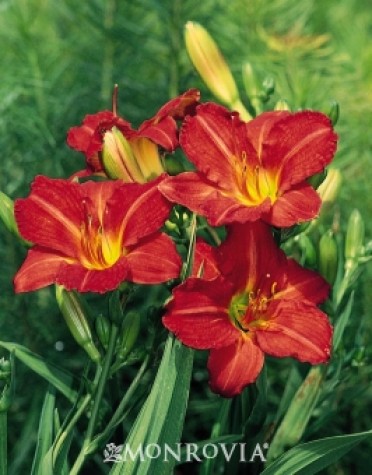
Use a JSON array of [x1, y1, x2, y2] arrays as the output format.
[[67, 89, 200, 182], [163, 222, 332, 397], [14, 176, 181, 293], [159, 103, 338, 227]]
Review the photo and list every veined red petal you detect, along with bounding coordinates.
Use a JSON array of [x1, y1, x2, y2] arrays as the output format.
[[15, 176, 83, 257], [163, 277, 237, 349], [154, 88, 200, 120], [180, 103, 251, 190], [106, 176, 171, 247], [245, 111, 290, 161], [193, 240, 220, 279], [207, 337, 265, 397], [125, 233, 181, 284], [137, 116, 178, 151], [265, 182, 322, 227], [217, 222, 286, 292], [159, 172, 270, 226], [275, 259, 330, 304], [264, 111, 338, 190], [256, 300, 332, 364], [56, 257, 128, 293], [14, 247, 70, 293]]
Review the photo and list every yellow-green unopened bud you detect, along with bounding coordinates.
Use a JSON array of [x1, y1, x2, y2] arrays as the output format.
[[319, 230, 338, 285], [0, 191, 20, 237], [118, 311, 140, 361], [274, 99, 290, 111], [345, 209, 365, 261], [56, 286, 101, 363], [95, 314, 111, 351], [102, 127, 145, 183], [317, 169, 342, 204], [185, 22, 251, 120]]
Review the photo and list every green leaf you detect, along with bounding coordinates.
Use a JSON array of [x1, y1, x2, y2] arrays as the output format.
[[262, 429, 372, 475], [333, 291, 354, 351], [0, 342, 77, 402], [267, 366, 326, 462], [109, 335, 193, 475], [31, 387, 56, 475]]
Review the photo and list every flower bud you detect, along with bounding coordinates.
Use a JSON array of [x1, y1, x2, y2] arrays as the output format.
[[0, 354, 14, 412], [318, 230, 338, 285], [345, 209, 365, 261], [185, 22, 251, 120], [56, 285, 101, 363], [0, 191, 18, 235], [274, 99, 290, 111], [296, 234, 317, 268], [117, 311, 140, 360], [327, 101, 340, 126], [102, 127, 145, 183], [317, 169, 342, 205], [95, 314, 111, 351]]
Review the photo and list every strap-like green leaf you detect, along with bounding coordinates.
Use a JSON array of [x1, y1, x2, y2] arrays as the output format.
[[0, 342, 77, 402], [109, 336, 193, 475], [262, 429, 372, 475], [31, 387, 56, 475]]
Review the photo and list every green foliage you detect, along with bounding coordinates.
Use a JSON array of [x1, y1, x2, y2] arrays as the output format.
[[0, 0, 371, 473]]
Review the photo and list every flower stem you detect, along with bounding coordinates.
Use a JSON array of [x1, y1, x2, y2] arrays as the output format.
[[70, 323, 119, 475], [0, 412, 7, 475]]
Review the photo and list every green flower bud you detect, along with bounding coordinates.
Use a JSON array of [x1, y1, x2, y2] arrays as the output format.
[[0, 358, 11, 381], [56, 286, 101, 363], [0, 354, 14, 412], [95, 314, 111, 351], [319, 230, 338, 285], [262, 77, 275, 95], [345, 209, 365, 261], [117, 311, 140, 361], [296, 234, 317, 267], [0, 191, 18, 235], [328, 101, 340, 126]]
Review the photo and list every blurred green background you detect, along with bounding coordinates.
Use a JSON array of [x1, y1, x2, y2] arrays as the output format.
[[0, 0, 371, 473]]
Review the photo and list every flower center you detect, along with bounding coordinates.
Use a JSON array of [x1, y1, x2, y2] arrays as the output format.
[[233, 152, 278, 205], [79, 199, 123, 270], [228, 283, 276, 334]]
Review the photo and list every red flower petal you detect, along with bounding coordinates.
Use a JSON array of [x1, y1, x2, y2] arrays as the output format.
[[125, 233, 181, 284], [159, 172, 270, 226], [56, 257, 128, 293], [154, 88, 200, 121], [217, 222, 286, 292], [207, 337, 265, 397], [137, 116, 178, 151], [263, 111, 338, 191], [105, 176, 171, 247], [275, 259, 330, 304], [67, 111, 134, 158], [180, 103, 255, 190], [14, 247, 69, 293], [265, 182, 322, 227], [163, 277, 237, 349], [193, 240, 221, 279], [15, 176, 83, 257], [256, 300, 332, 364]]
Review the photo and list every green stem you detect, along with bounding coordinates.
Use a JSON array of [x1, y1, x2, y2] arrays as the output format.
[[70, 324, 119, 475], [89, 354, 150, 451], [0, 412, 7, 475], [53, 393, 92, 460]]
